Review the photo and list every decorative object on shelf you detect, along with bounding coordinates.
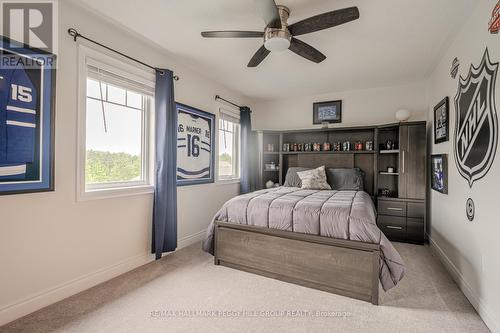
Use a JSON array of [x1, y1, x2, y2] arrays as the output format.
[[313, 143, 321, 152], [304, 143, 312, 152], [266, 143, 275, 152], [450, 57, 460, 79], [431, 154, 448, 194], [0, 37, 56, 195], [322, 142, 331, 151], [266, 180, 275, 189], [466, 198, 475, 221], [395, 109, 411, 122], [379, 188, 391, 197], [177, 103, 216, 186], [489, 1, 499, 34], [313, 100, 342, 125], [321, 122, 329, 129], [292, 143, 298, 152], [332, 142, 340, 151], [354, 141, 363, 151], [387, 167, 395, 174], [342, 141, 351, 151], [385, 139, 394, 150], [365, 141, 374, 151], [454, 48, 498, 188], [282, 143, 290, 152], [264, 162, 278, 171], [434, 97, 449, 144]]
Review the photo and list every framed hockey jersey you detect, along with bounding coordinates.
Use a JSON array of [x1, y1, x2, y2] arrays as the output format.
[[176, 103, 215, 186], [0, 36, 56, 195]]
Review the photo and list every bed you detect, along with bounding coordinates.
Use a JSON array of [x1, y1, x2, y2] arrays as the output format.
[[202, 171, 405, 305]]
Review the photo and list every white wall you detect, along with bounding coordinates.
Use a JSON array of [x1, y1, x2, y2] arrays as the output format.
[[427, 0, 500, 332], [0, 1, 251, 325], [251, 82, 428, 130]]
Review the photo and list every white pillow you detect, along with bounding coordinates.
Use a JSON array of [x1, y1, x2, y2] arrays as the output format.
[[296, 166, 331, 190]]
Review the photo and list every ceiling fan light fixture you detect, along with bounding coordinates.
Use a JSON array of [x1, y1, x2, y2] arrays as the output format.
[[264, 28, 291, 52], [264, 36, 290, 51]]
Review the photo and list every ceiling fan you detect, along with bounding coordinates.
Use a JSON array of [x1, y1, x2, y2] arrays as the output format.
[[201, 0, 360, 67]]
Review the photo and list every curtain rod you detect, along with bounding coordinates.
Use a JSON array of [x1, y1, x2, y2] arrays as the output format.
[[215, 95, 241, 109], [67, 28, 179, 81]]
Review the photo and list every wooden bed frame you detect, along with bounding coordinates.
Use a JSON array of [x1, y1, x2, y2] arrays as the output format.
[[214, 221, 381, 305]]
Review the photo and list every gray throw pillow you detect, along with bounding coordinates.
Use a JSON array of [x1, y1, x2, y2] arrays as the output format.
[[326, 168, 365, 191], [283, 167, 311, 187], [297, 166, 332, 190]]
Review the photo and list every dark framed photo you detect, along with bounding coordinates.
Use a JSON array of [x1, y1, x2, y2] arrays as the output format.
[[0, 36, 56, 195], [434, 97, 449, 144], [313, 100, 342, 125], [176, 103, 215, 186], [431, 154, 448, 194]]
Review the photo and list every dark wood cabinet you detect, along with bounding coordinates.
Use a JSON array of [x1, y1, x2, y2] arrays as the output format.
[[399, 124, 426, 200]]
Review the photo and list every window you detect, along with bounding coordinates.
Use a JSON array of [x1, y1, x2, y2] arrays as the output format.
[[78, 47, 155, 199], [218, 109, 240, 181]]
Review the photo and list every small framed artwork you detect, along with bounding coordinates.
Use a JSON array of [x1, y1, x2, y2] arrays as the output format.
[[176, 103, 215, 186], [434, 97, 449, 144], [313, 100, 342, 125], [0, 36, 57, 195], [431, 154, 448, 194]]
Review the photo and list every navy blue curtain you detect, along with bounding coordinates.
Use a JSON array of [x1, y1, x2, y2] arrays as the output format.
[[152, 69, 177, 260], [239, 107, 258, 194]]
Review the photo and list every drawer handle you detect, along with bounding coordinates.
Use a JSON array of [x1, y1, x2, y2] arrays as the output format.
[[386, 226, 403, 230], [387, 207, 403, 211]]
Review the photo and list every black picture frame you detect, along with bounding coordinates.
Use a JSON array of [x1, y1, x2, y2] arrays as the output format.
[[0, 36, 57, 195], [313, 100, 342, 125], [176, 103, 215, 186], [431, 154, 448, 194], [434, 97, 449, 144]]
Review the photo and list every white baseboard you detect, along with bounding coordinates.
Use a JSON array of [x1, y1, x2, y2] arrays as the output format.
[[428, 235, 499, 333], [0, 229, 206, 327]]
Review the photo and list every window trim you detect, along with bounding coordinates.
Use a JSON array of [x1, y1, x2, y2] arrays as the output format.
[[77, 45, 155, 201], [216, 106, 241, 183]]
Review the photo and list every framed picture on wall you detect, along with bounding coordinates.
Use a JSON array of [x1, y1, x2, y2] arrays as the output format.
[[431, 154, 448, 194], [0, 37, 57, 195], [176, 103, 215, 186], [313, 100, 342, 125], [434, 97, 449, 144]]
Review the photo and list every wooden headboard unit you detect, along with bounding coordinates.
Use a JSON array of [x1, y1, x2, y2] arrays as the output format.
[[259, 125, 378, 196]]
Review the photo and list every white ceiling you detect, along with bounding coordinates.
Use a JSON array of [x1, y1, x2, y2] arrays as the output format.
[[73, 0, 477, 100]]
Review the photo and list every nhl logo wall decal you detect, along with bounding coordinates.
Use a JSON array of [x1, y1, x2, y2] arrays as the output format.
[[454, 48, 498, 188], [451, 57, 460, 79], [489, 1, 499, 34]]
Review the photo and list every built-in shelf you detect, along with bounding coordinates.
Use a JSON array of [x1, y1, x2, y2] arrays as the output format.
[[379, 150, 399, 154], [264, 169, 279, 172], [379, 172, 399, 176], [281, 150, 376, 155], [263, 152, 279, 155]]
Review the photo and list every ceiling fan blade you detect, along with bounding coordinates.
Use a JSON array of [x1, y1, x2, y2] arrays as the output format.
[[288, 38, 326, 63], [248, 45, 271, 67], [289, 7, 360, 36], [201, 31, 264, 38], [254, 0, 281, 29]]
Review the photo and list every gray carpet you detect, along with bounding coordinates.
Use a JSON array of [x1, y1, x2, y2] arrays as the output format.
[[1, 242, 489, 333]]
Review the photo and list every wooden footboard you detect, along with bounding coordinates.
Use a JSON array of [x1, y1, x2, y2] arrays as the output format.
[[214, 221, 380, 305]]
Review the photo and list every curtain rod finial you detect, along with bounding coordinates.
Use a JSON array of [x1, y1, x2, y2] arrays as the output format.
[[68, 28, 79, 42]]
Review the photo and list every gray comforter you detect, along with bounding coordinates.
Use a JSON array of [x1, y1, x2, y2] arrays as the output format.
[[202, 187, 405, 291]]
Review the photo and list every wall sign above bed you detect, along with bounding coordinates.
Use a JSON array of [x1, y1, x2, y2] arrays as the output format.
[[176, 103, 215, 186], [313, 100, 342, 125]]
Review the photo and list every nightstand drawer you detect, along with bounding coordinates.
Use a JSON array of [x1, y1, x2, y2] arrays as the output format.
[[378, 201, 406, 217], [378, 215, 406, 240], [407, 218, 424, 244], [407, 202, 425, 219]]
